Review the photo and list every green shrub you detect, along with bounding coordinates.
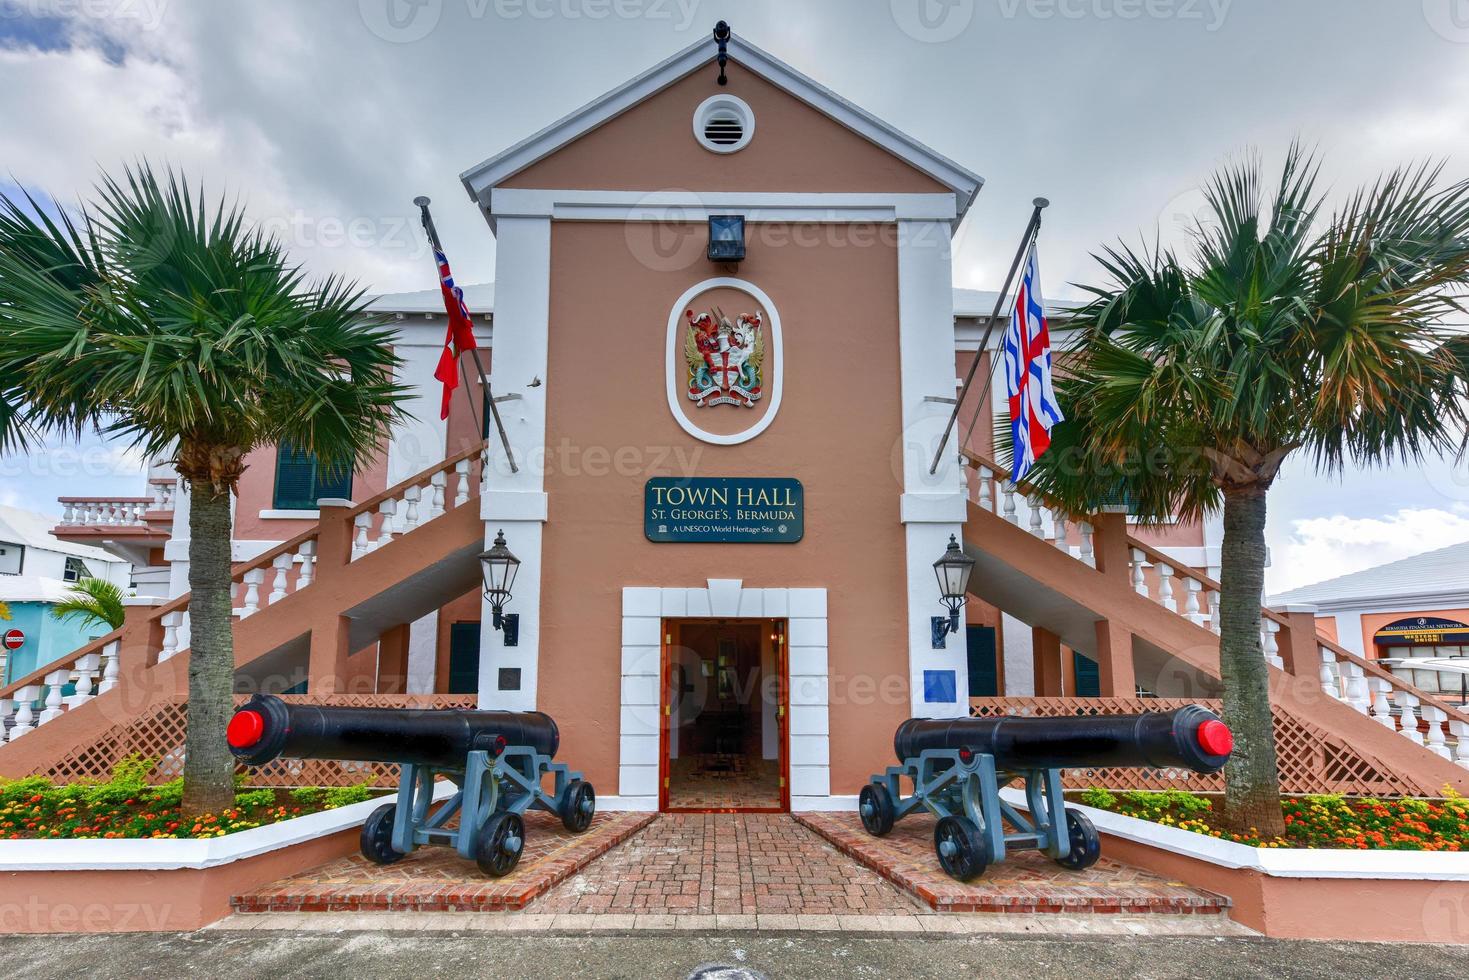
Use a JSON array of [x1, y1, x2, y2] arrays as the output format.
[[234, 789, 275, 809], [149, 779, 184, 809], [1078, 788, 1116, 810], [322, 783, 372, 809], [289, 786, 325, 808], [0, 775, 54, 807]]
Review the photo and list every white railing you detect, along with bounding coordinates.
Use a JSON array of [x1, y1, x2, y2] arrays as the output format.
[[348, 447, 484, 561], [1, 637, 120, 743], [148, 480, 177, 512], [57, 497, 153, 527], [964, 457, 1095, 569]]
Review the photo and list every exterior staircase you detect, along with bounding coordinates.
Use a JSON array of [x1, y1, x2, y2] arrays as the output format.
[[0, 441, 492, 781], [960, 449, 1469, 797]]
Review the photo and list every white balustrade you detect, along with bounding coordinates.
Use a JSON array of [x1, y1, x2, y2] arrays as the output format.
[[1260, 618, 1282, 669], [352, 513, 372, 559], [1185, 579, 1205, 626], [1317, 645, 1342, 698], [38, 669, 68, 724], [1208, 591, 1221, 634], [296, 540, 316, 590], [1051, 511, 1068, 552], [160, 611, 183, 660], [1340, 661, 1370, 713], [454, 460, 471, 508], [1131, 549, 1149, 597], [60, 501, 76, 524], [268, 552, 294, 604], [1451, 720, 1469, 770], [239, 569, 265, 618], [1002, 484, 1018, 525], [66, 652, 101, 708], [1027, 495, 1045, 538], [1394, 690, 1424, 745], [977, 466, 994, 512], [1078, 522, 1094, 568], [9, 686, 39, 739], [374, 500, 396, 550], [1368, 677, 1397, 729], [429, 473, 447, 520], [98, 639, 121, 694], [1157, 564, 1177, 611], [403, 486, 422, 530], [1423, 705, 1451, 759]]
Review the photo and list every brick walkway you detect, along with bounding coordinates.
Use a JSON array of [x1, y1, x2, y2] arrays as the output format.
[[232, 811, 655, 913], [535, 813, 927, 916], [795, 811, 1231, 915]]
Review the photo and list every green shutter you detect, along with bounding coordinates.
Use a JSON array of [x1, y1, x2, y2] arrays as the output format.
[[273, 443, 354, 510]]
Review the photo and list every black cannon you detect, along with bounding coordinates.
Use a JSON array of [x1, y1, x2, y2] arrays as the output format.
[[227, 695, 596, 877], [860, 704, 1232, 881]]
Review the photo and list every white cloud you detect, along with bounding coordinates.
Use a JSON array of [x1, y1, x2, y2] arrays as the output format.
[[1270, 507, 1469, 593]]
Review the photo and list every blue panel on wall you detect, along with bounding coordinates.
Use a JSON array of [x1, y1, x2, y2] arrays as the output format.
[[923, 669, 957, 704]]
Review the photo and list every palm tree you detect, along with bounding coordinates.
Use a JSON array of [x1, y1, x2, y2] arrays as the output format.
[[0, 165, 409, 816], [1020, 147, 1469, 836], [51, 576, 128, 632]]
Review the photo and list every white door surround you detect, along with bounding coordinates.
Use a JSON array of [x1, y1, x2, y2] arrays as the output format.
[[615, 581, 832, 812]]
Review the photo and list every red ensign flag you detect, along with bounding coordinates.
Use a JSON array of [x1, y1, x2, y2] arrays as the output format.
[[432, 247, 479, 419]]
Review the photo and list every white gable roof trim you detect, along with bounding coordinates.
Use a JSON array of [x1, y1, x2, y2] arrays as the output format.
[[459, 32, 984, 226]]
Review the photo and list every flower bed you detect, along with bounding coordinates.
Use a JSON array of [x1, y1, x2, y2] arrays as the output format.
[[1077, 787, 1469, 851], [0, 755, 375, 841]]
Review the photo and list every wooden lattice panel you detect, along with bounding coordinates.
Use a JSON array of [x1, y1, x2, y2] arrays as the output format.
[[27, 694, 477, 789], [969, 697, 1432, 797]]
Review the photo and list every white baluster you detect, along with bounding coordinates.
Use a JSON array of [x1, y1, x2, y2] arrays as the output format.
[[352, 512, 372, 559], [1368, 678, 1396, 729], [1341, 661, 1369, 713], [403, 485, 421, 529], [295, 540, 316, 590], [1027, 495, 1045, 538], [1394, 690, 1424, 745], [1208, 591, 1221, 634], [978, 466, 993, 512], [151, 483, 165, 509], [1002, 484, 1018, 525], [1317, 646, 1341, 698], [374, 500, 396, 550], [1261, 619, 1281, 670], [61, 501, 75, 524], [429, 473, 446, 521], [67, 652, 100, 708], [240, 569, 265, 618], [38, 669, 68, 724], [1423, 706, 1451, 759], [98, 640, 121, 694], [1051, 512, 1069, 552], [268, 552, 293, 604], [178, 609, 191, 653], [1131, 549, 1149, 597], [1450, 720, 1469, 770], [9, 686, 39, 739], [1185, 579, 1205, 626], [454, 459, 471, 508], [1157, 564, 1176, 611], [1078, 522, 1095, 568], [160, 611, 182, 660]]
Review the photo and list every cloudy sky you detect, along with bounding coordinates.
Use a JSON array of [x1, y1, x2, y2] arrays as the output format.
[[2, 0, 1468, 591]]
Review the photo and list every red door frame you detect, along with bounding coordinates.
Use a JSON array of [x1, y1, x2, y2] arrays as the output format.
[[658, 616, 790, 814]]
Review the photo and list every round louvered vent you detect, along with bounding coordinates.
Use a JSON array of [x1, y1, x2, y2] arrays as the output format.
[[693, 95, 754, 154]]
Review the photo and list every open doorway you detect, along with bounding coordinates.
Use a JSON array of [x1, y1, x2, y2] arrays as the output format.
[[661, 618, 787, 812]]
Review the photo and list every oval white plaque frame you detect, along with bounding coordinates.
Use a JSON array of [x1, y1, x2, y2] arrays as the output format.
[[665, 277, 783, 446]]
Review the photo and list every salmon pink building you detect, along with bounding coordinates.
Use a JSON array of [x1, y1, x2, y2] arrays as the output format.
[[6, 29, 1467, 832]]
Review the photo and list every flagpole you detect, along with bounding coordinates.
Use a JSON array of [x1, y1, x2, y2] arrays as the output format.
[[414, 196, 519, 475], [928, 197, 1048, 476]]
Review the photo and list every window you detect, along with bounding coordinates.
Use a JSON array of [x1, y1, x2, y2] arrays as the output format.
[[272, 443, 353, 511], [63, 557, 91, 583], [0, 541, 22, 576]]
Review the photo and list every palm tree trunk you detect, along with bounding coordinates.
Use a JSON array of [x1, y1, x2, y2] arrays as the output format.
[[180, 483, 237, 817], [1218, 485, 1286, 838]]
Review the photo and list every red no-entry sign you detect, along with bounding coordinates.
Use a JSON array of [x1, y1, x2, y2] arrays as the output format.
[[2, 629, 24, 650]]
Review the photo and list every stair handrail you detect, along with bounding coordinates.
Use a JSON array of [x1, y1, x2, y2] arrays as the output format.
[[337, 438, 489, 523], [1303, 621, 1469, 729], [0, 628, 123, 704]]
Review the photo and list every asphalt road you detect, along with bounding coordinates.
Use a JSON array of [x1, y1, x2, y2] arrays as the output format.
[[0, 932, 1465, 979]]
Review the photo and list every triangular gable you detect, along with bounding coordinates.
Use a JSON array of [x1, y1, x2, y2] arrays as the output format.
[[460, 32, 982, 222]]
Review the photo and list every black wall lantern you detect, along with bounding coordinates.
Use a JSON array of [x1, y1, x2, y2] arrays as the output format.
[[708, 214, 745, 263], [932, 534, 976, 647], [479, 529, 521, 646]]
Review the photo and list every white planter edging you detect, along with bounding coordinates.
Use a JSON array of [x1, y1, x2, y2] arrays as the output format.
[[1001, 787, 1469, 881], [0, 783, 455, 872]]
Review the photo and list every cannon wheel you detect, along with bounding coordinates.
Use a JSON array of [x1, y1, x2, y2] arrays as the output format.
[[476, 811, 525, 877], [560, 779, 596, 833], [858, 783, 896, 836], [360, 803, 405, 865], [1054, 808, 1102, 871], [933, 815, 989, 881]]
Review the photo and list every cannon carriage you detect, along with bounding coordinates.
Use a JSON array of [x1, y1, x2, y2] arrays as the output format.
[[227, 695, 596, 877], [860, 704, 1233, 880]]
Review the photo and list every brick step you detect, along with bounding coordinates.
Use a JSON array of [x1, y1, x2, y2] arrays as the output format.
[[794, 812, 1231, 916], [230, 811, 655, 914]]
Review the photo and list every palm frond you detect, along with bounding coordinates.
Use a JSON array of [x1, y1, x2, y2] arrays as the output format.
[[50, 576, 127, 631]]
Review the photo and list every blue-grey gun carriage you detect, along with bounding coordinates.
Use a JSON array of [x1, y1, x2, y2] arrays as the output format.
[[227, 694, 596, 877], [860, 704, 1233, 880]]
